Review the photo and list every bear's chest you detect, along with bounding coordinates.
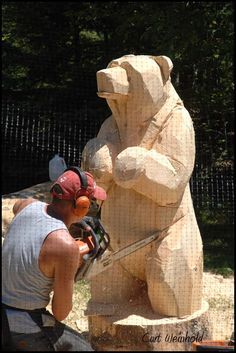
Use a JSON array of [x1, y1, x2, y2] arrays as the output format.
[[101, 185, 185, 247]]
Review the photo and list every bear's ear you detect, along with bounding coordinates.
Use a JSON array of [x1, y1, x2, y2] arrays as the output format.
[[152, 56, 173, 84]]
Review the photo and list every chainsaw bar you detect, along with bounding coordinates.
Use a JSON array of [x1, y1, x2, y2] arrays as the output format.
[[75, 230, 162, 281]]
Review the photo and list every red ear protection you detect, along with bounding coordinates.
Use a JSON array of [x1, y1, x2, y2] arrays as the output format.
[[66, 167, 91, 218], [73, 195, 90, 218]]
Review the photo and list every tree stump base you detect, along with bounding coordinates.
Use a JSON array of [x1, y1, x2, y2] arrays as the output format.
[[87, 300, 212, 351]]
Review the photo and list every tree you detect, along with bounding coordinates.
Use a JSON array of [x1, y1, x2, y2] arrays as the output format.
[[2, 1, 234, 164]]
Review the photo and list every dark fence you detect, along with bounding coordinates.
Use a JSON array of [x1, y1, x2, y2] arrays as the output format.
[[190, 163, 234, 224], [1, 90, 234, 225], [1, 88, 109, 191]]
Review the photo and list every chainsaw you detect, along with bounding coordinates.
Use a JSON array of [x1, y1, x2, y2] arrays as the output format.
[[70, 216, 164, 282]]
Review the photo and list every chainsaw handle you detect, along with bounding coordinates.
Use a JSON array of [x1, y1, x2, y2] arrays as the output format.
[[79, 220, 100, 260]]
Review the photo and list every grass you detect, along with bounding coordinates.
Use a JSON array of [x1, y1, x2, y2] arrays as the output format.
[[208, 295, 234, 310], [200, 223, 234, 277], [74, 280, 91, 301]]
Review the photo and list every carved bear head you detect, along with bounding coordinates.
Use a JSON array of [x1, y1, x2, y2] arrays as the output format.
[[96, 54, 174, 143]]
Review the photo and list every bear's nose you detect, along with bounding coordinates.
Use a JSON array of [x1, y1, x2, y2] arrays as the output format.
[[97, 66, 129, 99]]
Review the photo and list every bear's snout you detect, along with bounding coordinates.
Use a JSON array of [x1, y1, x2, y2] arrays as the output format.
[[97, 66, 129, 99]]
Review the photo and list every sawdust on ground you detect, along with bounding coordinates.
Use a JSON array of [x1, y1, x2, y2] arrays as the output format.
[[58, 272, 234, 341]]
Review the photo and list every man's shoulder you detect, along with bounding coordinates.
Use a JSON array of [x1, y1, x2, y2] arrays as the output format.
[[13, 198, 38, 216], [44, 229, 77, 259], [39, 229, 78, 279]]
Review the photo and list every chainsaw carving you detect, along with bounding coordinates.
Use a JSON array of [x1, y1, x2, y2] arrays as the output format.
[[82, 54, 203, 318]]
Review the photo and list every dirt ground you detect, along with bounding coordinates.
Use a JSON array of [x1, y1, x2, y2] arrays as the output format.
[[60, 271, 234, 342]]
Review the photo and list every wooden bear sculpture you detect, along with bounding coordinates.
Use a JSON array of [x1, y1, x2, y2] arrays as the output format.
[[82, 54, 203, 317]]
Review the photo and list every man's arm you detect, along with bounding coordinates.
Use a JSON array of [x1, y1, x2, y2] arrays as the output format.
[[44, 230, 81, 321]]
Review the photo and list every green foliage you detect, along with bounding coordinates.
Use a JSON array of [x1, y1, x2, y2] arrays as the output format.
[[196, 205, 233, 226], [2, 1, 234, 164], [204, 253, 234, 277], [200, 223, 234, 277]]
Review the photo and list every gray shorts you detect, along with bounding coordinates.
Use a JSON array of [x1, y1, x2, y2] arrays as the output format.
[[11, 320, 94, 351]]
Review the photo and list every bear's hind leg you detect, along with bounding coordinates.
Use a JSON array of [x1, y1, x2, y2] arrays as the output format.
[[146, 215, 203, 318], [89, 260, 144, 308]]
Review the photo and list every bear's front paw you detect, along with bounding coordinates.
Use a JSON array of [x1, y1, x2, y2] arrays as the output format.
[[113, 147, 146, 188], [82, 138, 116, 179]]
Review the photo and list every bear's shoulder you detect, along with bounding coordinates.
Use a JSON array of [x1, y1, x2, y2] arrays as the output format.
[[97, 115, 120, 142], [169, 104, 194, 131]]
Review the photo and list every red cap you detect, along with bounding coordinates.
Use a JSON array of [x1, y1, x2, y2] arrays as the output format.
[[50, 170, 107, 201]]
